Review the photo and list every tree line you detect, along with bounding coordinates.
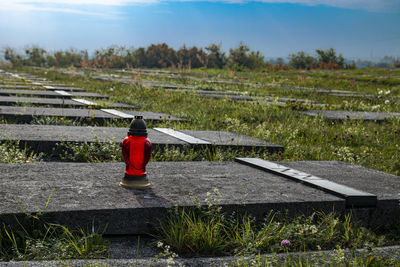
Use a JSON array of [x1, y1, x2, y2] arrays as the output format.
[[1, 43, 382, 70]]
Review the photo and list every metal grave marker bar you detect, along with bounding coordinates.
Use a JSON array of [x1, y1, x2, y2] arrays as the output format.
[[100, 109, 134, 119], [154, 128, 211, 145], [235, 157, 377, 207], [55, 90, 72, 96], [72, 98, 97, 106]]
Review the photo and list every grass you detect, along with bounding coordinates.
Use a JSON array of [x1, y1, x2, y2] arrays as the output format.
[[7, 66, 397, 175], [0, 140, 42, 163], [53, 141, 281, 163], [0, 202, 107, 261], [0, 66, 399, 265], [155, 206, 396, 258], [54, 137, 122, 162], [3, 66, 399, 175], [234, 249, 400, 267]]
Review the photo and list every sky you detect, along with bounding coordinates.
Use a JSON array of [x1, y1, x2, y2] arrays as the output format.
[[0, 0, 399, 60]]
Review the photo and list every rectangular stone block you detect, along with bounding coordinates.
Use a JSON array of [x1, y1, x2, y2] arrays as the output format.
[[43, 85, 86, 92], [179, 130, 283, 152], [0, 96, 86, 107], [235, 158, 378, 208], [0, 106, 181, 124], [0, 161, 344, 234], [0, 125, 281, 154], [302, 110, 400, 121]]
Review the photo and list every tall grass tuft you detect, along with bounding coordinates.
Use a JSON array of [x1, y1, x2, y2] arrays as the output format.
[[156, 205, 395, 258]]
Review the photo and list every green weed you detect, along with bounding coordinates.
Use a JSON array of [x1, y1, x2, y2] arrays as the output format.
[[0, 140, 42, 163], [156, 202, 396, 257], [0, 200, 107, 261]]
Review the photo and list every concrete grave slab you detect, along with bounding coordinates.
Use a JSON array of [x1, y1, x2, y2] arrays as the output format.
[[154, 128, 211, 145], [277, 161, 400, 202], [71, 98, 135, 109], [0, 89, 65, 98], [0, 106, 181, 124], [0, 125, 280, 154], [0, 96, 86, 107], [42, 85, 86, 92], [0, 96, 134, 109], [277, 161, 400, 227], [236, 158, 377, 208], [329, 93, 376, 98], [141, 81, 196, 90], [0, 84, 30, 89], [0, 88, 109, 99], [114, 109, 182, 121], [302, 110, 400, 121], [178, 129, 283, 152], [3, 245, 400, 267], [198, 93, 317, 104], [0, 125, 188, 153], [0, 81, 27, 85], [0, 161, 343, 234], [168, 89, 245, 96], [198, 93, 255, 101]]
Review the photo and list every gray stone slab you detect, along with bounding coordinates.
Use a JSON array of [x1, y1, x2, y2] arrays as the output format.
[[71, 98, 135, 109], [42, 85, 86, 92], [198, 93, 317, 104], [0, 96, 133, 109], [329, 93, 375, 98], [154, 128, 211, 145], [179, 129, 283, 153], [141, 81, 195, 90], [62, 91, 110, 99], [0, 89, 64, 98], [199, 93, 255, 101], [0, 106, 180, 124], [0, 84, 30, 89], [119, 110, 182, 121], [302, 110, 400, 121], [235, 158, 377, 208], [0, 124, 187, 153], [278, 161, 400, 201], [278, 161, 400, 228], [171, 89, 244, 95], [0, 96, 86, 107], [0, 81, 26, 85], [3, 245, 398, 267], [0, 161, 343, 234], [0, 88, 108, 99], [0, 125, 280, 154]]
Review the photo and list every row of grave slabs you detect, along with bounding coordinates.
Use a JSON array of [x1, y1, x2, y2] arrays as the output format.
[[0, 69, 399, 236], [58, 68, 400, 120]]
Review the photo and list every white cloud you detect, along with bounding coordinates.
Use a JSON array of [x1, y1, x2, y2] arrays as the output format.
[[1, 0, 399, 13], [0, 1, 132, 18], [2, 0, 156, 5]]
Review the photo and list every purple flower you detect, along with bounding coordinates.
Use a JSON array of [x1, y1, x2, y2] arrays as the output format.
[[281, 240, 290, 247], [301, 228, 306, 234], [365, 133, 369, 138]]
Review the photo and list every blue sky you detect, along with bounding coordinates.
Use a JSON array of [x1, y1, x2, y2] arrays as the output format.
[[0, 0, 399, 60]]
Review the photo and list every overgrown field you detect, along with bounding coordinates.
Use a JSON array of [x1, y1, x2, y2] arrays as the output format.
[[3, 66, 398, 176], [1, 66, 400, 264]]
